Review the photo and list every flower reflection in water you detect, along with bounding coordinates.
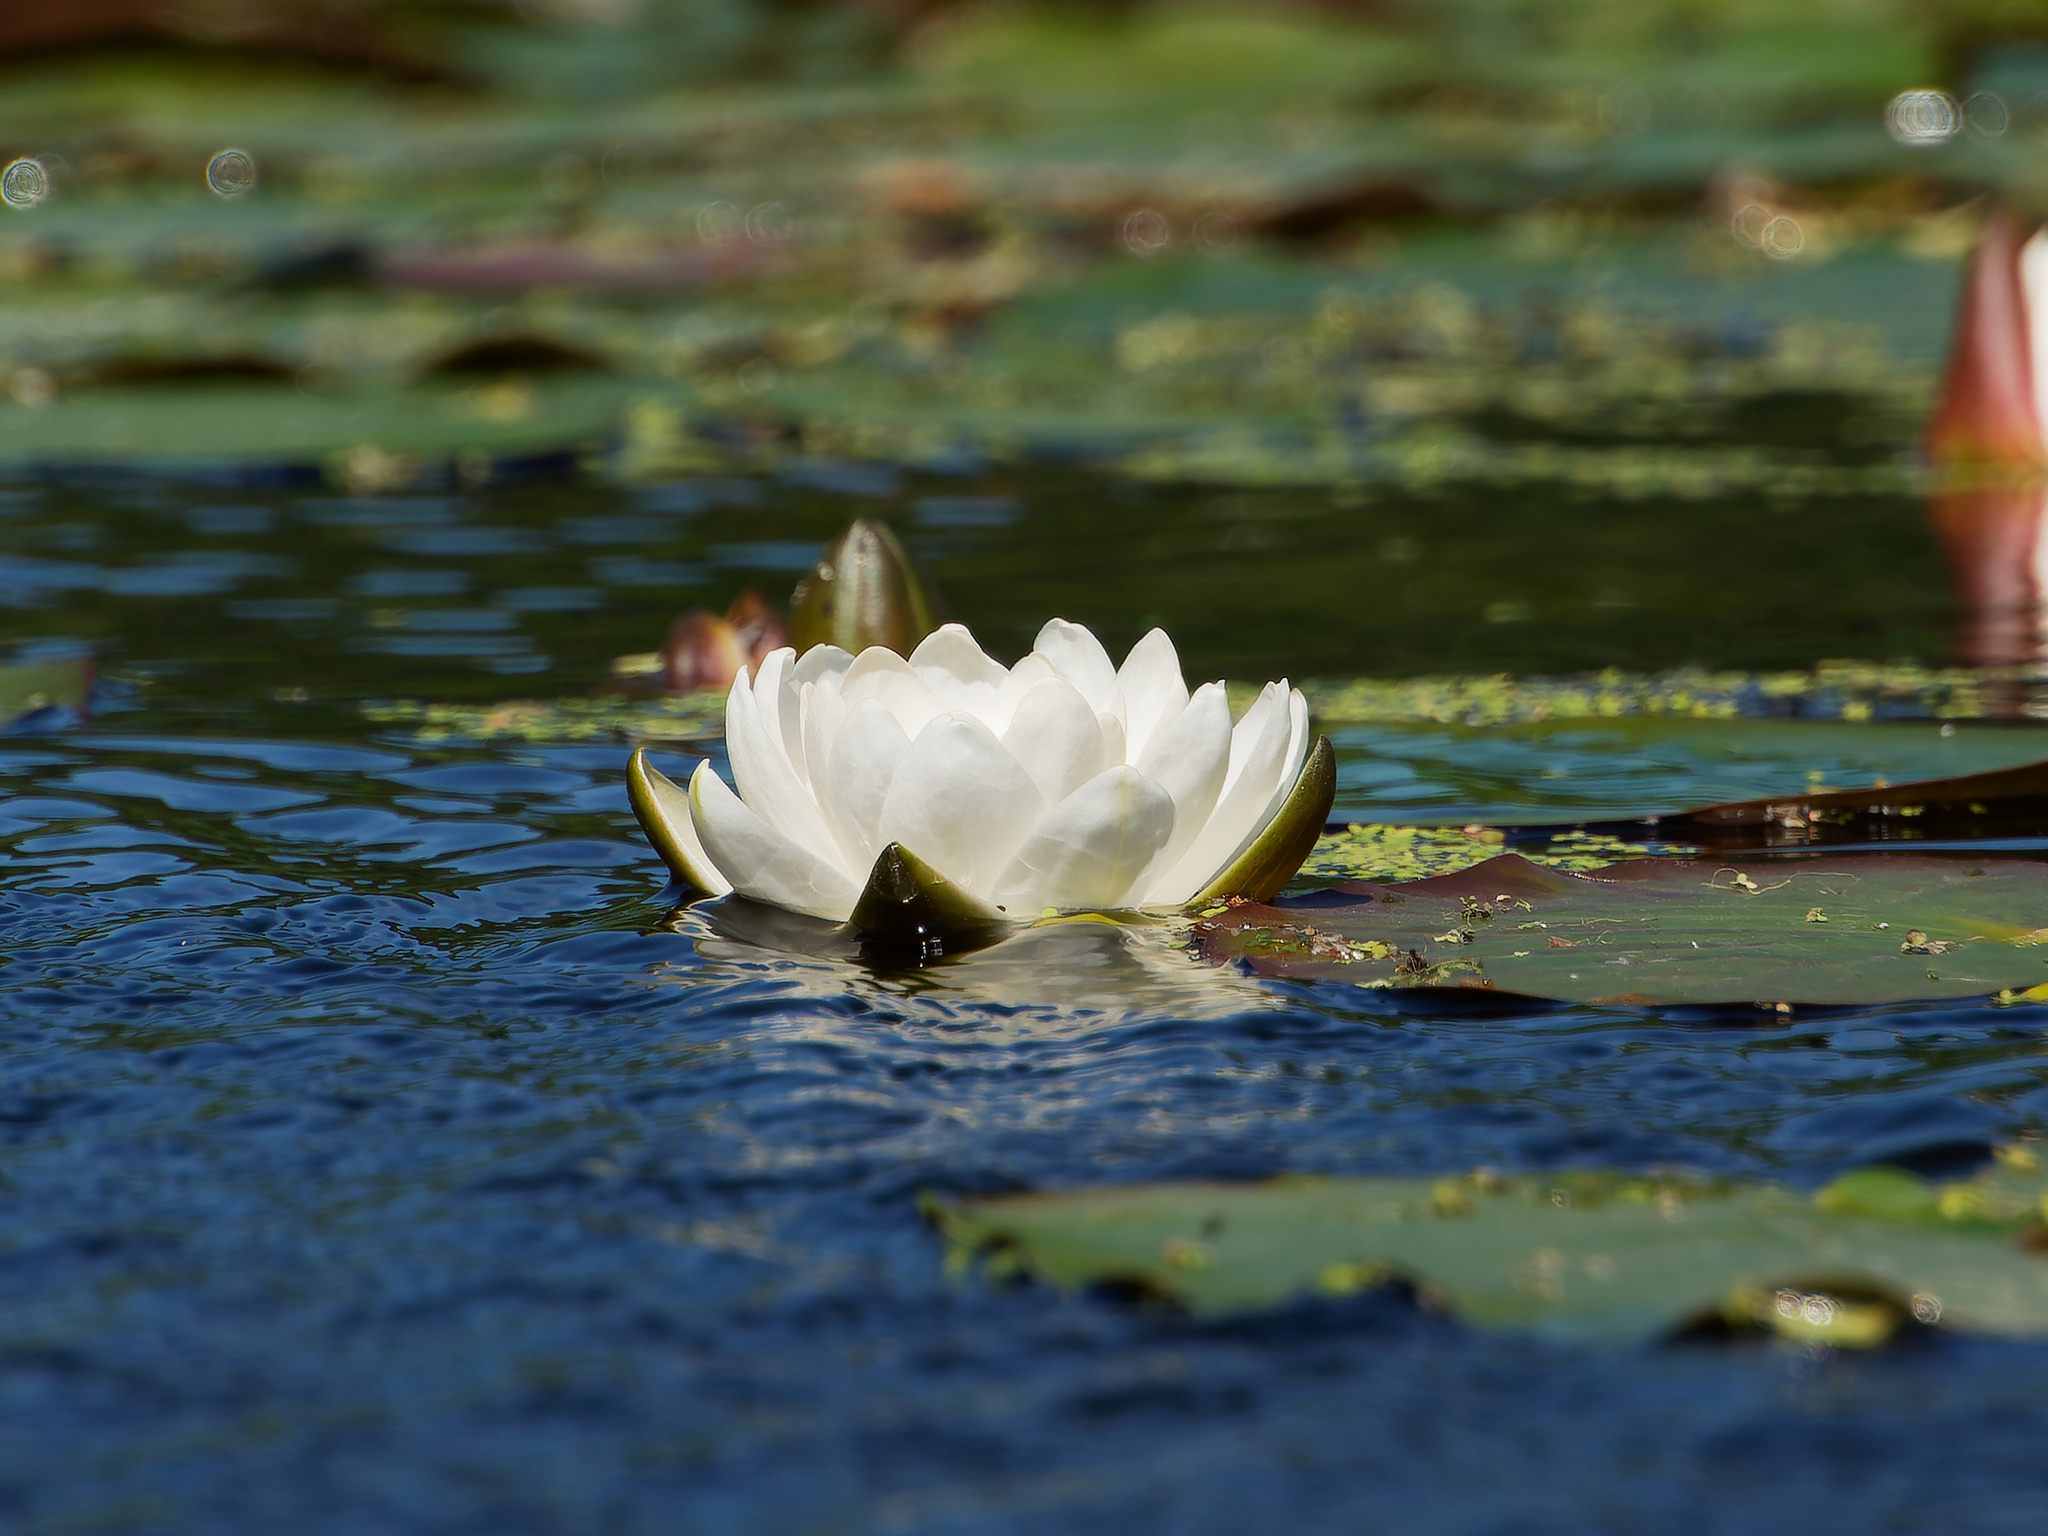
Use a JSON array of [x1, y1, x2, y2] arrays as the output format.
[[1927, 483, 2048, 670], [654, 896, 1279, 1029], [1924, 204, 2048, 682]]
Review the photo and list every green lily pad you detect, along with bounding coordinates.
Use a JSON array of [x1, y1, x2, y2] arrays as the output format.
[[1197, 851, 2048, 1005], [1656, 755, 2048, 852], [931, 1148, 2048, 1344], [1329, 712, 2048, 827]]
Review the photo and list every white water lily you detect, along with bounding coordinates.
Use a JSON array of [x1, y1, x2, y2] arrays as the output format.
[[644, 618, 1311, 922]]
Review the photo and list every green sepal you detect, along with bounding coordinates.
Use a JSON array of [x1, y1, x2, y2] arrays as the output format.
[[788, 518, 942, 657], [1189, 734, 1337, 906], [848, 841, 1006, 950], [625, 747, 732, 896]]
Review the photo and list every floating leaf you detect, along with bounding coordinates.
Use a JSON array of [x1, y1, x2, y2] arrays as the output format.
[[1328, 712, 2048, 827], [1199, 852, 2048, 1005], [932, 1151, 2048, 1343], [1645, 755, 2048, 852]]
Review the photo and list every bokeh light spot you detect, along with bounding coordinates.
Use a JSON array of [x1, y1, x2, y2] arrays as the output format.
[[1965, 92, 2009, 138], [1121, 209, 1170, 257], [206, 149, 257, 198], [697, 201, 744, 244], [746, 202, 794, 245], [2, 157, 49, 209], [1760, 216, 1803, 260], [1886, 89, 1960, 145], [1729, 203, 1772, 247]]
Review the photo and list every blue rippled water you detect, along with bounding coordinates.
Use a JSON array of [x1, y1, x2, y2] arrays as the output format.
[[3, 467, 2047, 1533]]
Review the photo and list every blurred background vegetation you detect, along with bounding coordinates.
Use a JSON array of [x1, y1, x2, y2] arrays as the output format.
[[2, 0, 2047, 490]]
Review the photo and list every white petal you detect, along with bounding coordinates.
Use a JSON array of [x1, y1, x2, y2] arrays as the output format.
[[800, 679, 847, 801], [1001, 652, 1058, 698], [990, 765, 1176, 914], [1002, 676, 1112, 806], [1116, 628, 1189, 764], [840, 646, 941, 739], [688, 761, 860, 922], [1096, 709, 1126, 768], [724, 668, 848, 876], [1144, 680, 1294, 903], [1031, 618, 1118, 711], [910, 623, 1012, 729], [1102, 687, 1129, 755], [820, 697, 911, 871], [1248, 688, 1309, 838], [793, 643, 853, 690], [1135, 680, 1232, 883], [877, 713, 1045, 894], [751, 647, 807, 790]]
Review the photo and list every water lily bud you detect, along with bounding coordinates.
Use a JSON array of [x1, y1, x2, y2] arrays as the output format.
[[660, 587, 788, 692], [661, 608, 748, 692], [724, 585, 787, 667], [787, 517, 940, 657], [1927, 203, 2048, 469], [626, 618, 1335, 942]]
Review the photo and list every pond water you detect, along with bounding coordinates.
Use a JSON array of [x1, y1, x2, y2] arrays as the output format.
[[4, 464, 2047, 1533]]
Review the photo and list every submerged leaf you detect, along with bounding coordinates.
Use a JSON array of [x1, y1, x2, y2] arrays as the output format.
[[1199, 852, 2048, 1005], [932, 1152, 2048, 1342], [0, 657, 91, 729]]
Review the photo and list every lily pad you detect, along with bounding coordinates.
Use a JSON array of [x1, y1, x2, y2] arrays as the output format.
[[931, 1148, 2048, 1343], [1329, 711, 2048, 825], [1197, 851, 2048, 1005], [1649, 755, 2048, 852]]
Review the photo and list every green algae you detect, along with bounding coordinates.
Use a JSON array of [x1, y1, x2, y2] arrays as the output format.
[[1297, 824, 1662, 886], [363, 690, 725, 746], [1305, 661, 2048, 728], [363, 661, 2048, 746]]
